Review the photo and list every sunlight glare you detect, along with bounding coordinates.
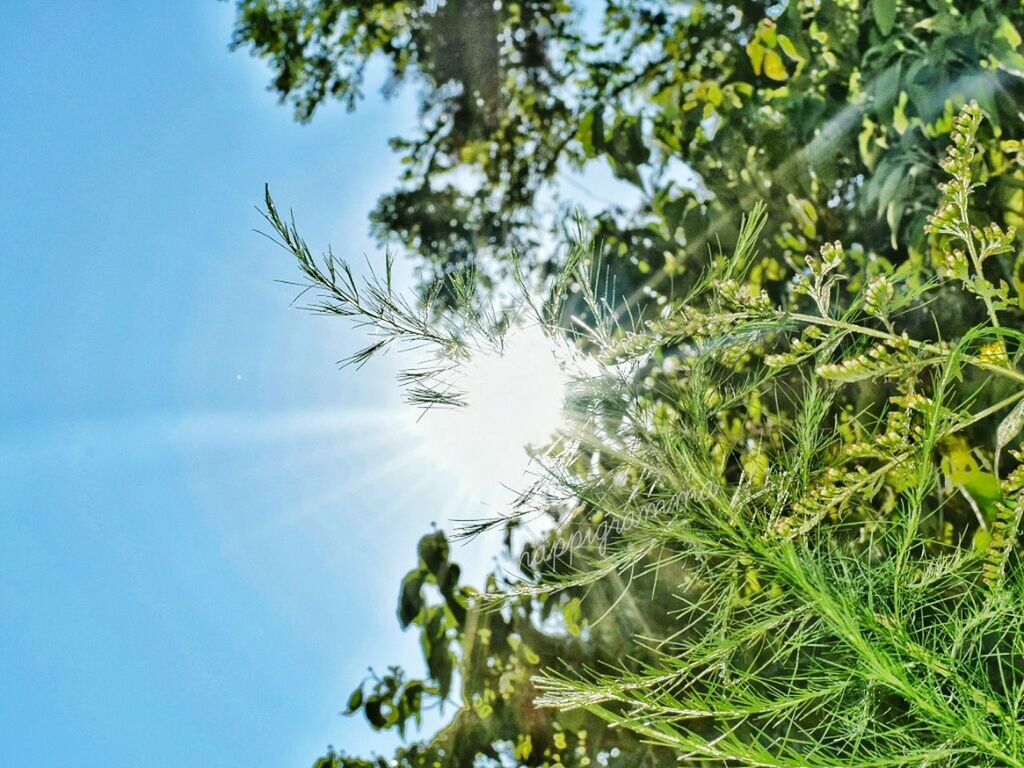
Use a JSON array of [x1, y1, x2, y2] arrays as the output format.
[[418, 325, 569, 506]]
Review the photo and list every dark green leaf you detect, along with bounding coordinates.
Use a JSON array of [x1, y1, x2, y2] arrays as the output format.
[[364, 697, 387, 729], [398, 569, 424, 628], [417, 531, 449, 576]]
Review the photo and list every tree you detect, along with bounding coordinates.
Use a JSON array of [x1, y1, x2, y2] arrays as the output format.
[[277, 104, 1024, 767], [234, 0, 1024, 304], [232, 2, 1024, 766]]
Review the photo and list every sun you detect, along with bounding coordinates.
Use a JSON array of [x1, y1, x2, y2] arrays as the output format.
[[417, 324, 570, 507]]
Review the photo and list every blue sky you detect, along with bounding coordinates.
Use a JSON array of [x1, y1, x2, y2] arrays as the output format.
[[0, 2, 488, 765]]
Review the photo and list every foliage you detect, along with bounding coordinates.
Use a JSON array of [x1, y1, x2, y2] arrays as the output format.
[[266, 188, 679, 768], [233, 0, 1024, 304], [235, 1, 1024, 766], [526, 102, 1024, 766], [269, 102, 1024, 765]]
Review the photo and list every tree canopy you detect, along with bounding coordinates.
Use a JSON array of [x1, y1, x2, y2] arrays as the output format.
[[235, 0, 1024, 301]]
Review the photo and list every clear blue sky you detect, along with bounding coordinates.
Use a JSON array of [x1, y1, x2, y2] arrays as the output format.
[[0, 2, 480, 765]]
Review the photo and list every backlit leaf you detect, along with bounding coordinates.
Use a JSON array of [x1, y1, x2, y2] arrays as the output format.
[[763, 50, 787, 82]]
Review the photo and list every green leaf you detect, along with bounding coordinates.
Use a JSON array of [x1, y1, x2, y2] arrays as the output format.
[[997, 15, 1023, 48], [746, 41, 765, 75], [763, 50, 788, 82], [892, 91, 910, 135], [345, 685, 363, 714], [563, 597, 583, 637], [417, 531, 449, 575], [401, 680, 423, 725], [960, 471, 1004, 520], [777, 34, 803, 63], [873, 63, 901, 117], [873, 0, 896, 35], [577, 106, 605, 158], [398, 569, 424, 628], [438, 562, 468, 627], [973, 526, 991, 554], [364, 697, 387, 729], [610, 116, 649, 167], [877, 164, 906, 216], [859, 118, 879, 169]]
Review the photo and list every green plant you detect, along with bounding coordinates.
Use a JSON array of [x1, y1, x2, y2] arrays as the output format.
[[266, 190, 678, 768], [524, 102, 1024, 766], [282, 102, 1024, 766], [239, 0, 1024, 759], [232, 0, 1024, 306]]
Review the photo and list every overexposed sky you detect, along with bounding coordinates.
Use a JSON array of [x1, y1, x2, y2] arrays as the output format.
[[1, 2, 469, 764]]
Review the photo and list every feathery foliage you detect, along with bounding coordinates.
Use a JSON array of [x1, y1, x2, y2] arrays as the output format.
[[521, 103, 1024, 767], [277, 103, 1024, 767]]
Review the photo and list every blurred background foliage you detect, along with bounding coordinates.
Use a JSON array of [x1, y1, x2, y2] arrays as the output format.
[[232, 0, 1024, 304], [228, 1, 1024, 766]]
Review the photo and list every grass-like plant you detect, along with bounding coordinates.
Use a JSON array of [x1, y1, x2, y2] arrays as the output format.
[[525, 102, 1024, 767]]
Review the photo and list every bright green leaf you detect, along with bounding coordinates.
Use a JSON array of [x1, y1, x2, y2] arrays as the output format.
[[763, 50, 787, 82], [960, 471, 1004, 520], [564, 597, 582, 637], [345, 686, 363, 714], [892, 91, 910, 135], [777, 34, 803, 63], [998, 16, 1022, 49], [746, 41, 765, 76]]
